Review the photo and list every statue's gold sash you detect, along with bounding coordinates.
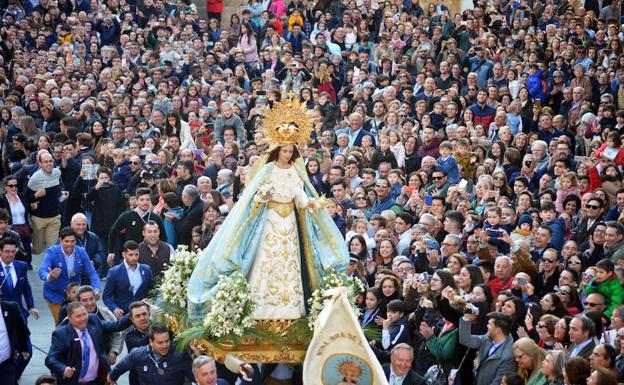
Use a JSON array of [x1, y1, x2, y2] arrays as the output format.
[[267, 201, 295, 218]]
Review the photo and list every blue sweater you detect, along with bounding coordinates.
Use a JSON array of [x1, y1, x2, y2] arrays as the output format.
[[483, 223, 510, 254], [527, 69, 546, 102], [436, 155, 459, 184], [113, 160, 132, 192], [543, 218, 565, 251]]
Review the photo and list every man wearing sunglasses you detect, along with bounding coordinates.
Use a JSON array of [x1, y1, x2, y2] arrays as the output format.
[[426, 170, 450, 198], [535, 248, 560, 298], [583, 293, 607, 315], [371, 178, 400, 216], [575, 197, 605, 243]]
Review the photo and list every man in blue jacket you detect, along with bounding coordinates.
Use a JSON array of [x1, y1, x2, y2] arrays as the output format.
[[371, 177, 401, 215], [335, 112, 376, 148], [103, 241, 153, 319], [45, 301, 132, 385], [39, 227, 100, 324], [0, 237, 39, 380], [0, 238, 38, 320]]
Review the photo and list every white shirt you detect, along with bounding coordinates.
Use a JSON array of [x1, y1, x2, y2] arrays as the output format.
[[389, 367, 406, 385], [0, 304, 11, 363], [74, 327, 98, 382], [0, 261, 17, 289], [7, 198, 26, 225], [63, 250, 75, 278], [124, 261, 143, 296]]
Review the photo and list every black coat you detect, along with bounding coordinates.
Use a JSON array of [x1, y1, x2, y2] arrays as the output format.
[[46, 314, 132, 385], [0, 300, 29, 357], [175, 197, 204, 246], [574, 216, 604, 244], [86, 183, 127, 238]]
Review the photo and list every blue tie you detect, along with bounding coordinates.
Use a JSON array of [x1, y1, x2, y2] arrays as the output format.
[[4, 266, 13, 290], [79, 330, 90, 379]]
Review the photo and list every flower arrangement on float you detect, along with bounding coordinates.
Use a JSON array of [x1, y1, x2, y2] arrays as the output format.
[[307, 270, 365, 330], [158, 247, 363, 359], [201, 272, 256, 338], [159, 245, 199, 314]]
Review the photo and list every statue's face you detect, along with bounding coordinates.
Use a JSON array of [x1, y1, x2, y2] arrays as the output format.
[[278, 144, 295, 163]]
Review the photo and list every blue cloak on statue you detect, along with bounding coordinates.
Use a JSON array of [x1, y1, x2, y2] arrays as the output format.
[[187, 156, 349, 320]]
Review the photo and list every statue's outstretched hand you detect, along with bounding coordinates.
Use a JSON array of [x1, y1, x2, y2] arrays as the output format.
[[307, 196, 331, 210]]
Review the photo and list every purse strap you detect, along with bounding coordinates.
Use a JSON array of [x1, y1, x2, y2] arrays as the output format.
[[456, 348, 471, 370]]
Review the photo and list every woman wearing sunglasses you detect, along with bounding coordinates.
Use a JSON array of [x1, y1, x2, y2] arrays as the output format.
[[0, 175, 32, 268]]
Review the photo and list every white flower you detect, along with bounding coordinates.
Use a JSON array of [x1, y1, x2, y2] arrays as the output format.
[[202, 272, 256, 338], [158, 246, 200, 311], [307, 270, 363, 330], [257, 181, 275, 197]]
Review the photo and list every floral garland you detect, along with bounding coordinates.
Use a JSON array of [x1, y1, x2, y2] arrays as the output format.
[[161, 249, 358, 345], [307, 270, 365, 330], [202, 272, 256, 338], [159, 245, 199, 311]]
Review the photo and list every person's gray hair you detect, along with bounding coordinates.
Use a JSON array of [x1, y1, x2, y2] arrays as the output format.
[[600, 93, 614, 103], [445, 234, 462, 246], [197, 176, 212, 185], [391, 343, 414, 357], [11, 106, 25, 116], [192, 356, 216, 376], [573, 86, 585, 95], [382, 86, 396, 97], [381, 209, 396, 220], [217, 169, 234, 182], [572, 314, 596, 337], [531, 140, 548, 151], [419, 213, 436, 226], [182, 185, 199, 200], [477, 174, 494, 187], [71, 213, 88, 224], [495, 255, 512, 267], [330, 53, 342, 62], [547, 350, 568, 380], [348, 112, 362, 121], [580, 112, 597, 127]]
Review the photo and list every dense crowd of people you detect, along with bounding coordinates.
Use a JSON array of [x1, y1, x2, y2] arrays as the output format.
[[0, 0, 624, 384]]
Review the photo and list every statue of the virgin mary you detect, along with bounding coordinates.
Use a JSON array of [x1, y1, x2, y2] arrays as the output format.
[[188, 97, 348, 321]]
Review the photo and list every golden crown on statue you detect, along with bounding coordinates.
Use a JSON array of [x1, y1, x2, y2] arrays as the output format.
[[262, 95, 313, 147]]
